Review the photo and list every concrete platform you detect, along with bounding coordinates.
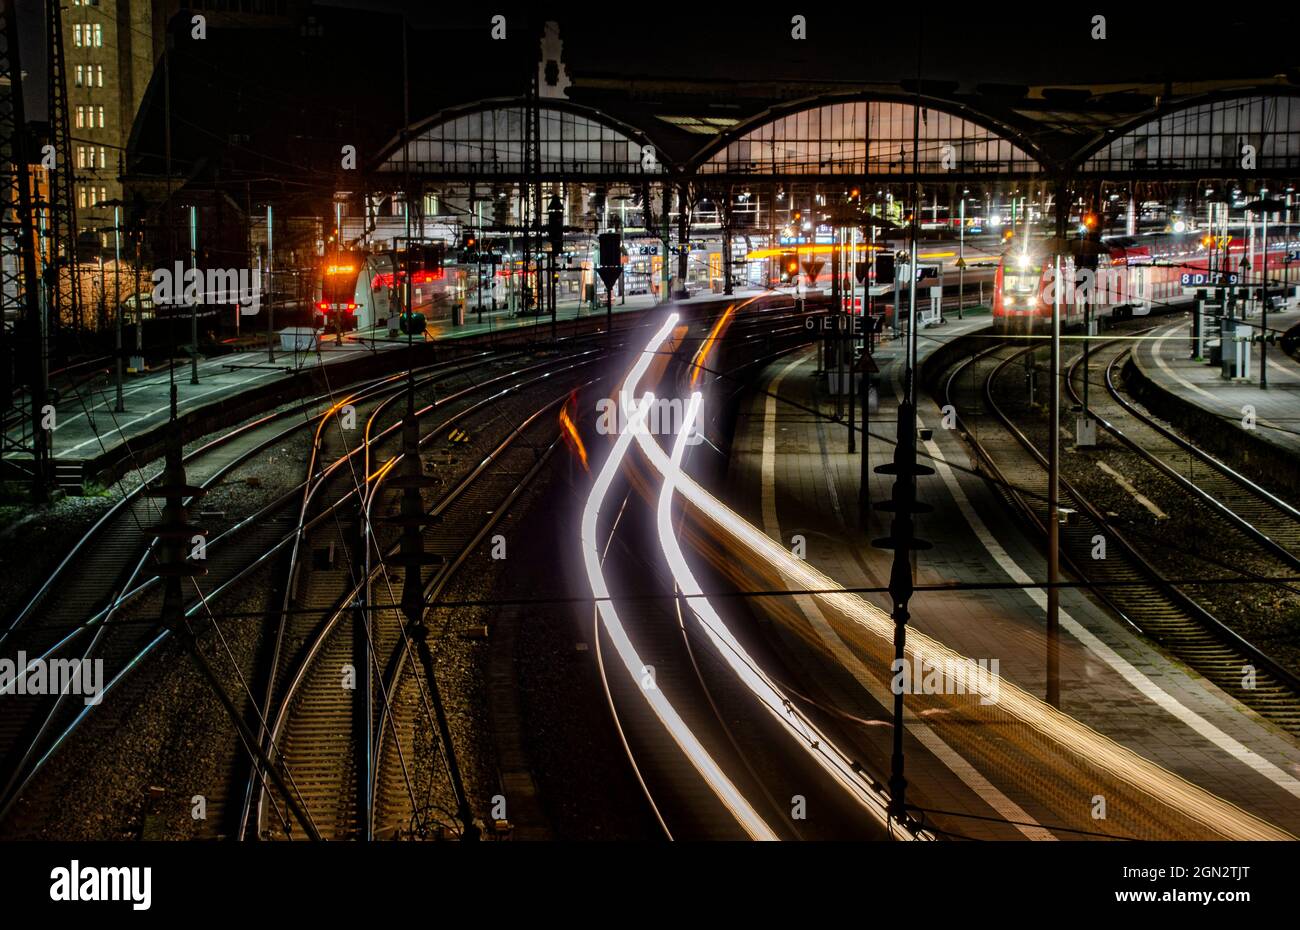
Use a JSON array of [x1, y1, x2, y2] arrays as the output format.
[[4, 286, 815, 492], [722, 310, 1300, 838], [1132, 307, 1300, 459]]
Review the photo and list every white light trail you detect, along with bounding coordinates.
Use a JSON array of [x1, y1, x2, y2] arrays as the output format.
[[619, 359, 1289, 841], [582, 314, 777, 841], [653, 391, 904, 835]]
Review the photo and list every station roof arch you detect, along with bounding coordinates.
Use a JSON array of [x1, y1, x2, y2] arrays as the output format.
[[373, 98, 668, 183], [1073, 90, 1300, 179], [689, 94, 1046, 181]]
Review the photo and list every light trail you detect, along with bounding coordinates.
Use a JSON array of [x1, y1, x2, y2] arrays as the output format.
[[582, 314, 778, 841], [653, 391, 911, 836], [558, 392, 589, 471], [619, 369, 1291, 840]]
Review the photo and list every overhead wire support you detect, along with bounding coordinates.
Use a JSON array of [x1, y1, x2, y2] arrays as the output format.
[[46, 0, 78, 342], [0, 0, 47, 501], [381, 374, 479, 841], [869, 18, 932, 836], [147, 384, 321, 840]]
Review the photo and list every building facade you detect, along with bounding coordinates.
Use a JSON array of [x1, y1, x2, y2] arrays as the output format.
[[63, 0, 160, 246]]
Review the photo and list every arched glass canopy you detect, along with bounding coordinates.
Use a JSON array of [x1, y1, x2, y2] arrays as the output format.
[[376, 102, 663, 178], [697, 99, 1040, 176], [1079, 95, 1300, 174]]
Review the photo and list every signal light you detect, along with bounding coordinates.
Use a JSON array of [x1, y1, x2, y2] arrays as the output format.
[[1082, 213, 1097, 229], [317, 300, 329, 311], [779, 250, 798, 283]]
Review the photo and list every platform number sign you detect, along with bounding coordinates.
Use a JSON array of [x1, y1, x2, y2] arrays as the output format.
[[1181, 272, 1239, 287]]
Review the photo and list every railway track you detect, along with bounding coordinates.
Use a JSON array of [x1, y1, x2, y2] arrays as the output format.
[[0, 301, 827, 839], [252, 354, 608, 840], [0, 349, 531, 826], [587, 308, 886, 840], [1082, 340, 1300, 570], [938, 339, 1300, 737]]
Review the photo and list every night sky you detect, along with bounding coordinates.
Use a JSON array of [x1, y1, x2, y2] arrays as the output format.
[[16, 3, 1300, 123]]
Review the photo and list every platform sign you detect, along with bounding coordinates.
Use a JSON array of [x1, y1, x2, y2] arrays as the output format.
[[807, 314, 866, 337], [801, 259, 825, 285], [1181, 271, 1239, 287]]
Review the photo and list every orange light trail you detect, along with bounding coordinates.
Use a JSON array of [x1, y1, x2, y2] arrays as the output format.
[[559, 394, 588, 471], [746, 244, 881, 260]]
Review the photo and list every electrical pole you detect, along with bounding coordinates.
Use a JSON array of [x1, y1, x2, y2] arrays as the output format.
[[0, 0, 47, 501], [1047, 180, 1065, 709], [872, 40, 933, 832], [46, 0, 78, 343], [957, 193, 965, 320], [189, 205, 199, 384], [113, 203, 123, 411], [265, 204, 275, 362], [150, 384, 320, 840], [386, 376, 479, 841]]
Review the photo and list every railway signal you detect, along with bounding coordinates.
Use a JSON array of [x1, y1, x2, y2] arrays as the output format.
[[781, 251, 799, 283], [597, 232, 623, 337]]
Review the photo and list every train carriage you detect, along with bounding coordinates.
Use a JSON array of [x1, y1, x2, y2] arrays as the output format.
[[993, 228, 1298, 333]]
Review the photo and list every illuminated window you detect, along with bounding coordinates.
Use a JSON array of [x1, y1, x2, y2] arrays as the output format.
[[92, 24, 102, 47], [378, 104, 660, 177], [1081, 95, 1300, 175], [96, 105, 105, 128], [73, 24, 82, 47], [75, 106, 85, 129], [95, 65, 104, 87], [99, 146, 107, 168], [700, 100, 1038, 176], [75, 65, 84, 86]]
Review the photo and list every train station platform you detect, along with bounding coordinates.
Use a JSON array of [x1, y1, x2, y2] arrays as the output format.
[[721, 311, 1300, 838], [1129, 307, 1300, 494], [352, 284, 807, 345], [3, 286, 799, 493], [1, 340, 405, 493]]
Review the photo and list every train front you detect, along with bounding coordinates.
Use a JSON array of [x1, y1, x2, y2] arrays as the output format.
[[993, 242, 1048, 333]]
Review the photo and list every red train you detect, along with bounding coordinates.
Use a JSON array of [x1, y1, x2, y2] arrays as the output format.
[[993, 228, 1299, 331], [316, 252, 364, 332]]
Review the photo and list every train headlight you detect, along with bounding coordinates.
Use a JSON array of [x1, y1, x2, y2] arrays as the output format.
[[1016, 254, 1031, 270]]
